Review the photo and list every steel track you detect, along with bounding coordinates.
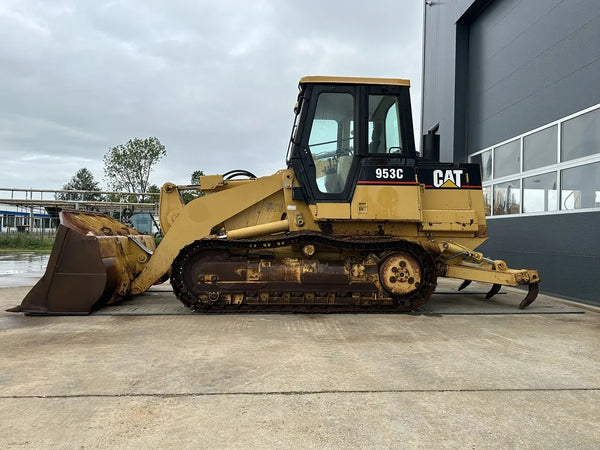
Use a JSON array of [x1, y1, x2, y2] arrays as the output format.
[[170, 232, 437, 313]]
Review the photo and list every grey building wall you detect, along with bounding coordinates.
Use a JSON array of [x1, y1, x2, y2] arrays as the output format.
[[467, 0, 600, 153], [421, 0, 489, 162], [484, 213, 600, 305], [422, 0, 600, 304], [423, 0, 600, 155]]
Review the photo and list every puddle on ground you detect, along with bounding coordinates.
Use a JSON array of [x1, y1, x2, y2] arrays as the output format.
[[0, 252, 49, 275]]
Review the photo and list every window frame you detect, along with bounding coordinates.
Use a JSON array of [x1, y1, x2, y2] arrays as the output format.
[[291, 84, 361, 203], [469, 102, 600, 219], [288, 82, 417, 204], [307, 91, 356, 194]]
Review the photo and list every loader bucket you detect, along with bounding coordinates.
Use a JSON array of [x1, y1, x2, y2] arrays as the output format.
[[10, 210, 155, 315]]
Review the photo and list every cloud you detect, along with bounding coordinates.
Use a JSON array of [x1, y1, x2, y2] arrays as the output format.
[[0, 0, 423, 190]]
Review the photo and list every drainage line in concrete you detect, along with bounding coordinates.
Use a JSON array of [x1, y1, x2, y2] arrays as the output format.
[[1, 387, 598, 400]]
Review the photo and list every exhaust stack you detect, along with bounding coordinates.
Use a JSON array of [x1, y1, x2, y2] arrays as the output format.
[[422, 122, 440, 162]]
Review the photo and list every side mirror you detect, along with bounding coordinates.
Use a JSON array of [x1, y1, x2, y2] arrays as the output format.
[[422, 123, 440, 162]]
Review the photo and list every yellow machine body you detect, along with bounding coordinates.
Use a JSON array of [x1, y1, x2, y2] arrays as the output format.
[[14, 76, 540, 314]]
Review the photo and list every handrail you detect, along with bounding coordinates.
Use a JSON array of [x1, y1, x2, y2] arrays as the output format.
[[0, 188, 160, 197]]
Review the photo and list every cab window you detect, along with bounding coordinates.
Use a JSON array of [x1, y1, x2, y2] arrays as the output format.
[[308, 92, 355, 194], [368, 95, 403, 154]]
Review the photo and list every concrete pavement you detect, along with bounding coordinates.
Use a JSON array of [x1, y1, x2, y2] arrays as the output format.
[[0, 281, 598, 449]]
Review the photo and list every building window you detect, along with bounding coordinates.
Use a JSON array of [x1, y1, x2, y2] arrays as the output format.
[[482, 186, 492, 216], [469, 103, 600, 218], [523, 172, 557, 213], [493, 180, 521, 215], [471, 150, 492, 182], [562, 108, 600, 162], [493, 140, 520, 178], [560, 162, 600, 210], [523, 125, 557, 171]]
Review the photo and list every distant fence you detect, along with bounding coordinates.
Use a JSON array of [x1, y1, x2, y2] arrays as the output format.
[[0, 188, 160, 234]]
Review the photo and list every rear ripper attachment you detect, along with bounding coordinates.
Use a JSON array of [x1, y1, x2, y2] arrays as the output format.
[[438, 241, 540, 309], [170, 233, 438, 312], [10, 210, 155, 315]]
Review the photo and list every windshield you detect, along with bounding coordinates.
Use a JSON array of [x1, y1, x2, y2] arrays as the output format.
[[308, 92, 355, 194]]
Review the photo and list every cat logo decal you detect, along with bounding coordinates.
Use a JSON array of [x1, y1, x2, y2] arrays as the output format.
[[433, 169, 463, 188]]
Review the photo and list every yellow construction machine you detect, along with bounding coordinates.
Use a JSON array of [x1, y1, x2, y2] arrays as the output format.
[[12, 76, 540, 314]]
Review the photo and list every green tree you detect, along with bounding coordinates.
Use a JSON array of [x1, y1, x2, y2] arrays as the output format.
[[182, 170, 205, 204], [142, 184, 161, 203], [60, 168, 102, 201], [190, 170, 204, 185], [103, 137, 166, 197]]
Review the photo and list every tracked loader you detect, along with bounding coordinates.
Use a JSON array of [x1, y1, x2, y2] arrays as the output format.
[[11, 76, 540, 315]]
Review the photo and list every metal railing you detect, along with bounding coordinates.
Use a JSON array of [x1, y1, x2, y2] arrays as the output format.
[[0, 188, 160, 211], [0, 188, 162, 234]]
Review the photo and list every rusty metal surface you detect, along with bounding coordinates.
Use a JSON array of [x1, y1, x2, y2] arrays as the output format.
[[60, 209, 142, 236], [379, 253, 423, 296], [170, 232, 438, 313], [485, 283, 502, 299], [13, 211, 155, 315], [89, 279, 582, 316], [519, 283, 540, 309], [16, 225, 108, 314]]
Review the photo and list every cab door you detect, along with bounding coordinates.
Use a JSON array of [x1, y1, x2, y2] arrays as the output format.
[[350, 87, 423, 221], [291, 85, 360, 219]]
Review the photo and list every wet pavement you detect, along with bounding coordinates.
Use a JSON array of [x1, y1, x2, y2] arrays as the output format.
[[0, 252, 48, 288]]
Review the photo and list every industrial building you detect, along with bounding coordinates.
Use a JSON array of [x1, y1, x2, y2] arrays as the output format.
[[421, 0, 600, 304], [0, 207, 54, 234]]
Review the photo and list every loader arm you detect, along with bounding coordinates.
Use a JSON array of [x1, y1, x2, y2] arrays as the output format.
[[158, 176, 259, 235], [130, 171, 287, 294]]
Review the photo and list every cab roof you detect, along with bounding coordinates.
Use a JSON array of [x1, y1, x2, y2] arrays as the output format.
[[299, 76, 410, 87]]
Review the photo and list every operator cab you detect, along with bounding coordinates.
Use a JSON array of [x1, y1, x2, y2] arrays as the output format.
[[287, 76, 417, 203]]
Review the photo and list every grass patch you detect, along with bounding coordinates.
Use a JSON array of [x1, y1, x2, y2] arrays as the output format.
[[0, 233, 55, 251]]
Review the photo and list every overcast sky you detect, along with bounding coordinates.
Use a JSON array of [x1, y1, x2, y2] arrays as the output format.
[[0, 1, 424, 191]]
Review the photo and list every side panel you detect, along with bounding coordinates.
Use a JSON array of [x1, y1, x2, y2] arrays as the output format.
[[418, 164, 487, 235], [350, 164, 422, 221], [224, 192, 287, 230], [421, 209, 479, 232], [350, 186, 422, 221], [417, 164, 482, 190], [312, 203, 351, 220]]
